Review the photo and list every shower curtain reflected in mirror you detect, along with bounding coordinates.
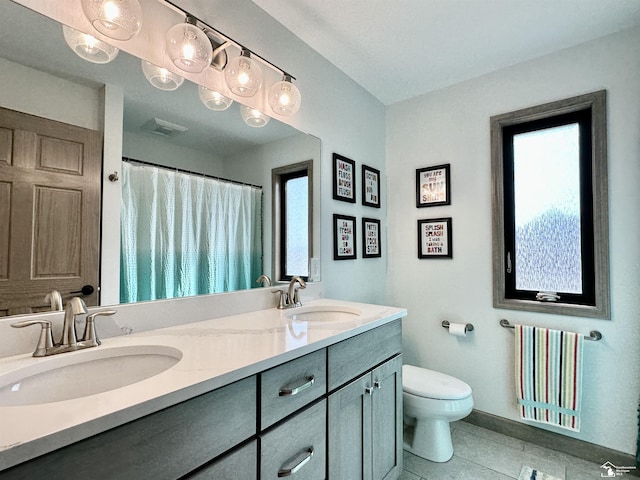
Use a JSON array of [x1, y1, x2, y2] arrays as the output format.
[[120, 161, 263, 303]]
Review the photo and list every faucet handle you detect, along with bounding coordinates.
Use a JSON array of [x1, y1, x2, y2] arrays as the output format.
[[81, 310, 117, 347], [11, 320, 54, 357], [271, 289, 287, 309]]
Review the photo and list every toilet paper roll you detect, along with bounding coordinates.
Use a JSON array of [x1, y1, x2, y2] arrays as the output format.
[[448, 322, 467, 337]]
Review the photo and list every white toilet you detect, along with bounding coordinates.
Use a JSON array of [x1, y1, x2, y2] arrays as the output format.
[[402, 364, 474, 462]]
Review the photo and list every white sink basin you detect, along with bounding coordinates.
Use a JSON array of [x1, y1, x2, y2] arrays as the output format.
[[0, 345, 182, 406], [285, 305, 362, 322]]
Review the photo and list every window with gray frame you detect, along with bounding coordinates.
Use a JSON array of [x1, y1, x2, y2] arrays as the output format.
[[272, 161, 313, 282], [490, 91, 610, 318]]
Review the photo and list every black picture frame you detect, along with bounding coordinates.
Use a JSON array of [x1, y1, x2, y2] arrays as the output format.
[[416, 163, 451, 207], [333, 153, 356, 203], [333, 214, 357, 260], [417, 217, 452, 259], [361, 164, 381, 208], [362, 217, 381, 258]]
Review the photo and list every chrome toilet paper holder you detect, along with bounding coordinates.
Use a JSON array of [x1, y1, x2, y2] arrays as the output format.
[[441, 320, 474, 333]]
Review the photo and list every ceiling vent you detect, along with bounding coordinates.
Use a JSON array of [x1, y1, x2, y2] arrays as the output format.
[[143, 117, 188, 137]]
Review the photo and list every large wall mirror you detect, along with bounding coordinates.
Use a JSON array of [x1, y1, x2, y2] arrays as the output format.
[[0, 1, 321, 317]]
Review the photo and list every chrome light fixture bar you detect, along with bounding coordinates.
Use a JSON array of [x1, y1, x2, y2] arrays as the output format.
[[162, 0, 300, 116]]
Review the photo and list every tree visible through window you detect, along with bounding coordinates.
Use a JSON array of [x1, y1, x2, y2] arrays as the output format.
[[491, 91, 609, 318]]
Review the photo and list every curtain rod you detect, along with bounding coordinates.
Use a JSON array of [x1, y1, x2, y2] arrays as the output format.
[[122, 157, 262, 190]]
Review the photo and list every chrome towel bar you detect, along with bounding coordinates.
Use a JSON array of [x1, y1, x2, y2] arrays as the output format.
[[499, 319, 602, 342], [441, 320, 474, 333]]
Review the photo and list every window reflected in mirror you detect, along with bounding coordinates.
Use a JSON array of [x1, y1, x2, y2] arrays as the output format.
[[273, 161, 313, 282]]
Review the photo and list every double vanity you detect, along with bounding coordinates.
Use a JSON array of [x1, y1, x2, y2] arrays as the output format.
[[0, 299, 406, 479]]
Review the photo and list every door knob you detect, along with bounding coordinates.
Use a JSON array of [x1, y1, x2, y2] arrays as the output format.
[[71, 285, 95, 296]]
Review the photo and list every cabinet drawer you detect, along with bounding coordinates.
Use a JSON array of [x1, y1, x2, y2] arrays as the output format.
[[187, 440, 257, 479], [3, 376, 257, 480], [328, 319, 402, 391], [260, 348, 326, 429], [260, 400, 326, 480]]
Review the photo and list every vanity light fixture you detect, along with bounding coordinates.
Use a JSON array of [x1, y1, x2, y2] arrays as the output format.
[[240, 105, 270, 128], [62, 25, 119, 64], [224, 49, 263, 97], [268, 75, 301, 116], [166, 16, 213, 74], [141, 60, 184, 91], [198, 85, 233, 111], [81, 0, 143, 41]]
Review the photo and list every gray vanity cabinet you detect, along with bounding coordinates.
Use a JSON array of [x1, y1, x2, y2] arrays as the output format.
[[327, 319, 403, 480], [2, 375, 257, 480], [371, 355, 403, 480], [328, 356, 402, 480], [260, 348, 327, 429], [186, 441, 258, 479], [260, 400, 326, 480], [2, 318, 403, 480]]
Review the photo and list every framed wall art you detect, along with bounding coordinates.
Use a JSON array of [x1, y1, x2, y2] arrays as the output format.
[[333, 214, 357, 260], [362, 217, 381, 258], [416, 163, 451, 207], [333, 153, 356, 203], [418, 217, 452, 259], [362, 164, 381, 208]]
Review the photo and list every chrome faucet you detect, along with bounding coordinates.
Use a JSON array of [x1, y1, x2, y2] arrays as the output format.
[[287, 276, 306, 308], [60, 296, 88, 349], [44, 290, 63, 311], [11, 298, 116, 357], [256, 274, 272, 287], [271, 276, 307, 309]]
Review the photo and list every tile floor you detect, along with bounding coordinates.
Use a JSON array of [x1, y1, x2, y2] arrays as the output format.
[[399, 420, 607, 480]]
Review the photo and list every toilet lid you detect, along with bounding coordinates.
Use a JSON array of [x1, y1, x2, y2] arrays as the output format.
[[403, 365, 472, 400]]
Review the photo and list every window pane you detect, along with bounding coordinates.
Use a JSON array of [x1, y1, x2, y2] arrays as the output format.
[[285, 175, 309, 276], [513, 123, 582, 293]]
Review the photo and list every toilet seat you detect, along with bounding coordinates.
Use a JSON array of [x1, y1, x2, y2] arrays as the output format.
[[403, 365, 471, 400]]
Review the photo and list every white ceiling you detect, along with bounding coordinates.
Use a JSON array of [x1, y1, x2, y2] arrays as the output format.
[[252, 0, 640, 105]]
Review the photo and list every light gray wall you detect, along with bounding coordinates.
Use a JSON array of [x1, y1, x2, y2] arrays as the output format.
[[386, 26, 640, 455], [0, 57, 100, 129], [122, 131, 226, 176], [175, 0, 388, 305]]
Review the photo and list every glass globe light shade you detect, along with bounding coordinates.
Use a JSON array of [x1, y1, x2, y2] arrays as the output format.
[[198, 85, 233, 111], [165, 20, 212, 74], [268, 76, 301, 116], [62, 25, 119, 64], [224, 50, 263, 97], [141, 61, 184, 91], [81, 0, 143, 41], [240, 105, 270, 128]]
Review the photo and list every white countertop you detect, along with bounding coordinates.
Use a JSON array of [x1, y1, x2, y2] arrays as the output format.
[[0, 298, 406, 470]]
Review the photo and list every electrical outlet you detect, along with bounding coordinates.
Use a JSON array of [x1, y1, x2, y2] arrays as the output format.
[[310, 258, 320, 281]]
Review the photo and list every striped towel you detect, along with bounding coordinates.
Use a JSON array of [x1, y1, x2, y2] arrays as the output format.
[[515, 325, 584, 432]]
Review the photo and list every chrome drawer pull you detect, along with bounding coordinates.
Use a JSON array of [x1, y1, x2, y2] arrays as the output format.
[[277, 447, 314, 477], [279, 376, 315, 396]]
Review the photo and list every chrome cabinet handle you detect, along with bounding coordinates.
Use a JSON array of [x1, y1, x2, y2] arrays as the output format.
[[277, 447, 314, 477], [279, 376, 315, 396], [374, 381, 382, 390], [365, 386, 374, 396]]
